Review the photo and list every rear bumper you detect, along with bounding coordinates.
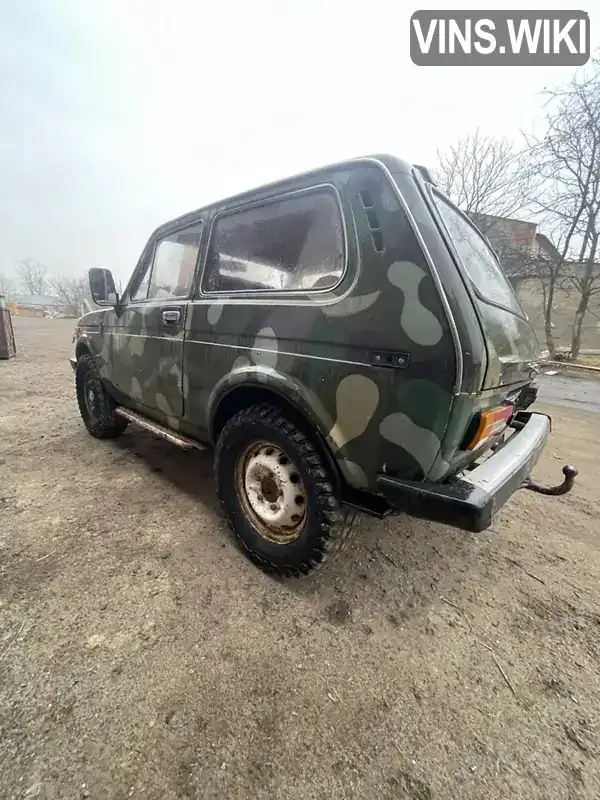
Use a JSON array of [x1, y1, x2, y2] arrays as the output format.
[[377, 412, 553, 533]]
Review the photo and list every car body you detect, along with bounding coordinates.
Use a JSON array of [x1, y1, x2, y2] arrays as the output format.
[[72, 154, 576, 575]]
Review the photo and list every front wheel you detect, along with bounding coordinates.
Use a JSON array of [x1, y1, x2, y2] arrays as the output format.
[[75, 353, 128, 439], [215, 404, 353, 576]]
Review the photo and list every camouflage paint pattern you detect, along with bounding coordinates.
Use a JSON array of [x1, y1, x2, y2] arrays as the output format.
[[395, 166, 540, 391], [76, 302, 186, 432], [181, 162, 457, 491], [75, 156, 540, 495]]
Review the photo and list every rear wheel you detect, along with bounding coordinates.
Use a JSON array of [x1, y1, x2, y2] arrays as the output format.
[[75, 353, 128, 439], [215, 403, 354, 576]]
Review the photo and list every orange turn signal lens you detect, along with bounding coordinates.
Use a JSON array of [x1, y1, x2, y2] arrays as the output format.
[[467, 405, 513, 451]]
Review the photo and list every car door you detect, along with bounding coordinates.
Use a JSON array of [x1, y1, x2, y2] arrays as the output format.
[[111, 220, 203, 420]]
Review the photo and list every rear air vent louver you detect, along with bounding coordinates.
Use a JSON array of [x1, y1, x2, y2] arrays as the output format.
[[365, 209, 379, 230], [371, 230, 384, 252], [359, 190, 385, 253]]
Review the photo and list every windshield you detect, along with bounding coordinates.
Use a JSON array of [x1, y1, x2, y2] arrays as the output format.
[[433, 192, 525, 316]]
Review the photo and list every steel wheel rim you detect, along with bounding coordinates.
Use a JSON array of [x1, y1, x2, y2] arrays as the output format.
[[83, 373, 99, 425], [236, 441, 307, 544]]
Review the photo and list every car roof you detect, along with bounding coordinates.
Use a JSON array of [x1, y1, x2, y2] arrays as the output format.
[[151, 153, 413, 240]]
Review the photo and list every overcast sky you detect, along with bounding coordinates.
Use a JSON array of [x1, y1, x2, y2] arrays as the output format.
[[1, 0, 598, 285]]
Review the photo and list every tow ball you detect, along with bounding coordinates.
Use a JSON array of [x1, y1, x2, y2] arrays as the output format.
[[521, 465, 578, 496]]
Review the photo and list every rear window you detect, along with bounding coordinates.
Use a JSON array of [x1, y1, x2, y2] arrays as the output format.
[[433, 193, 524, 315]]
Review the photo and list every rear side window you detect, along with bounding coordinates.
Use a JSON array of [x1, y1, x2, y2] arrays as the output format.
[[202, 189, 345, 293], [433, 193, 524, 315]]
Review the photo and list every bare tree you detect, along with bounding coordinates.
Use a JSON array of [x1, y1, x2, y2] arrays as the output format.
[[526, 59, 600, 359], [0, 272, 15, 297], [434, 130, 539, 285], [16, 259, 48, 296], [435, 130, 533, 218], [48, 274, 88, 317]]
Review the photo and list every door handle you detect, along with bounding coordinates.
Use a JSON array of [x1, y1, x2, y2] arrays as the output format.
[[162, 309, 181, 325]]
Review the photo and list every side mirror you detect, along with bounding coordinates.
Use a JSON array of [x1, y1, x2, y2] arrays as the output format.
[[89, 268, 118, 307]]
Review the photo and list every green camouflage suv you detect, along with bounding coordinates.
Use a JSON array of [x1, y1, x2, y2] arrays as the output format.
[[71, 155, 576, 576]]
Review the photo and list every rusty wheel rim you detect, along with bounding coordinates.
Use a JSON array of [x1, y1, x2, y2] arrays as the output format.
[[236, 441, 307, 544], [83, 373, 100, 426]]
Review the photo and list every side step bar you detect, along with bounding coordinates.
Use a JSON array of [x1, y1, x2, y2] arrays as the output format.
[[115, 408, 207, 451]]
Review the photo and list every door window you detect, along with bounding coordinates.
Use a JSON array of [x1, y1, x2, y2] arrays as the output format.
[[130, 222, 203, 302], [130, 250, 152, 302]]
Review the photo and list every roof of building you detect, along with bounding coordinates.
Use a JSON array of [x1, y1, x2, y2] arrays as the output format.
[[9, 293, 61, 307]]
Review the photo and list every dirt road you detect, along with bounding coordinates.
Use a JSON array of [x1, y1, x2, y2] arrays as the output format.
[[1, 317, 599, 800], [537, 372, 600, 414]]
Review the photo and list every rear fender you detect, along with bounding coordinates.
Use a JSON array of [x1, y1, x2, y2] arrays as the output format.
[[207, 365, 357, 492], [208, 364, 335, 447]]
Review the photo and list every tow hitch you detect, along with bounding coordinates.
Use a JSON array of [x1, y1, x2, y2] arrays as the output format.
[[521, 464, 578, 496]]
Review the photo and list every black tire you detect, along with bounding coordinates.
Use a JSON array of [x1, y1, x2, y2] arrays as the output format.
[[75, 353, 128, 439], [214, 403, 354, 577]]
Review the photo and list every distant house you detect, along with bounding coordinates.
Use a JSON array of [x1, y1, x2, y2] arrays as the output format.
[[533, 233, 563, 266], [467, 212, 560, 286], [469, 212, 598, 279], [5, 293, 64, 318], [10, 293, 61, 308], [467, 212, 600, 351], [469, 211, 537, 250]]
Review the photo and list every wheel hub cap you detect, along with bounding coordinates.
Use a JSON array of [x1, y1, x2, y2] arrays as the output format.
[[238, 443, 307, 544]]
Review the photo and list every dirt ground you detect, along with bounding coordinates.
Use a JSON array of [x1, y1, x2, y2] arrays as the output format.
[[1, 316, 599, 800]]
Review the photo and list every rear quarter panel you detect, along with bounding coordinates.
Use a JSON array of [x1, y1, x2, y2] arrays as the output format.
[[183, 161, 457, 491]]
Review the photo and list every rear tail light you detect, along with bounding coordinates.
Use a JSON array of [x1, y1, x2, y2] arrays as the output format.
[[466, 405, 514, 451]]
